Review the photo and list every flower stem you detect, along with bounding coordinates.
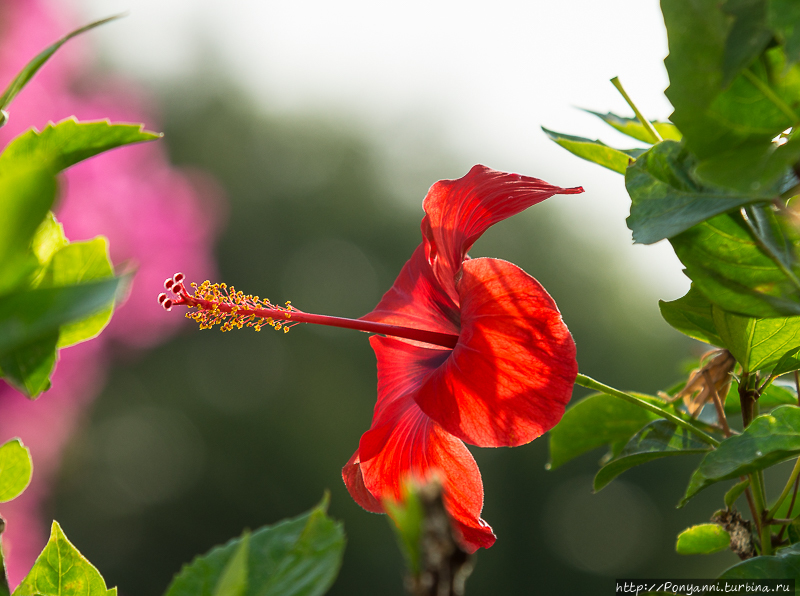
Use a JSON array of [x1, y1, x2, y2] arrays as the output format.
[[574, 374, 720, 447], [610, 77, 663, 144]]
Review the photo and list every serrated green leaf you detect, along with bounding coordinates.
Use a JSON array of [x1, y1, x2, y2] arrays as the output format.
[[719, 542, 800, 580], [680, 406, 800, 507], [13, 521, 114, 596], [724, 477, 751, 508], [0, 439, 32, 503], [0, 165, 57, 295], [584, 110, 682, 143], [163, 497, 344, 596], [713, 307, 800, 372], [625, 141, 763, 244], [772, 347, 800, 377], [213, 532, 249, 596], [594, 420, 711, 491], [40, 238, 115, 349], [721, 0, 772, 86], [542, 127, 643, 174], [0, 118, 160, 177], [659, 286, 724, 345], [769, 0, 800, 67], [0, 278, 121, 358], [0, 15, 124, 114], [0, 332, 58, 398], [548, 393, 661, 470], [671, 210, 800, 318], [676, 523, 731, 555]]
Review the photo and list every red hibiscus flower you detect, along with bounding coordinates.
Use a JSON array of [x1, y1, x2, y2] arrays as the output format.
[[160, 165, 582, 552]]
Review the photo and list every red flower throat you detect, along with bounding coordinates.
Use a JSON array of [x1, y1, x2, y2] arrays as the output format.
[[160, 165, 583, 553]]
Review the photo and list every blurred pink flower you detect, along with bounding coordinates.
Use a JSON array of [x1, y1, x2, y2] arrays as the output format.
[[0, 0, 221, 585]]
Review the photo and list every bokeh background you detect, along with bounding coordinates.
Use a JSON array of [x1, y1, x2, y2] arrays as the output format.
[[0, 0, 756, 593]]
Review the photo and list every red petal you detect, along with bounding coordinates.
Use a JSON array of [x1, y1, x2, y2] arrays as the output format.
[[342, 449, 383, 513], [357, 335, 496, 551], [421, 165, 583, 300], [362, 244, 459, 337], [415, 258, 577, 447]]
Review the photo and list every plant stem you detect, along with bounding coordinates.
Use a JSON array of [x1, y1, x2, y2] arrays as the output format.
[[574, 374, 720, 447], [766, 457, 800, 522], [795, 371, 800, 407], [749, 472, 772, 555], [742, 68, 800, 125], [610, 77, 663, 144], [739, 372, 755, 428], [777, 474, 800, 542]]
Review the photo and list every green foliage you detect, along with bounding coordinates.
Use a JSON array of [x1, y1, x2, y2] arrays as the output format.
[[583, 110, 681, 143], [383, 483, 425, 576], [541, 127, 642, 174], [0, 15, 125, 120], [724, 477, 751, 509], [659, 286, 723, 346], [681, 406, 800, 506], [675, 524, 731, 555], [772, 346, 800, 377], [713, 308, 800, 372], [724, 380, 797, 413], [624, 141, 762, 245], [13, 521, 116, 596], [719, 543, 800, 580], [547, 393, 661, 470], [0, 438, 32, 503], [594, 420, 711, 491], [163, 497, 345, 596], [770, 0, 800, 67]]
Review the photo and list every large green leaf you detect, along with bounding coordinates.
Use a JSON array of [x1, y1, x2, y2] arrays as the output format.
[[40, 238, 115, 349], [584, 110, 682, 143], [0, 439, 32, 503], [659, 285, 724, 346], [721, 0, 772, 86], [541, 127, 643, 174], [13, 521, 115, 596], [719, 543, 800, 582], [772, 347, 800, 377], [680, 406, 800, 506], [675, 523, 731, 555], [594, 420, 711, 491], [0, 15, 124, 115], [0, 278, 121, 357], [213, 533, 249, 596], [0, 332, 58, 397], [163, 497, 345, 596], [0, 166, 57, 295], [548, 393, 661, 470], [0, 118, 160, 176], [663, 0, 800, 160], [713, 308, 800, 372], [671, 210, 800, 318], [769, 0, 800, 67], [625, 141, 763, 244]]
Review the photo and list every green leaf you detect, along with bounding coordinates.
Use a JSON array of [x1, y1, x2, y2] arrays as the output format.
[[719, 542, 800, 580], [625, 141, 763, 244], [0, 118, 161, 176], [680, 406, 800, 506], [713, 308, 800, 372], [659, 285, 724, 346], [0, 166, 57, 295], [671, 210, 800, 318], [0, 278, 121, 357], [772, 347, 800, 377], [41, 238, 115, 349], [163, 496, 344, 596], [383, 483, 424, 576], [584, 110, 682, 143], [0, 439, 32, 503], [548, 393, 661, 470], [788, 516, 800, 544], [724, 477, 751, 508], [769, 0, 800, 67], [594, 420, 711, 491], [725, 380, 797, 413], [0, 15, 125, 114], [541, 127, 643, 174], [721, 0, 772, 86], [13, 521, 114, 596], [29, 213, 68, 288], [213, 532, 249, 596], [0, 332, 58, 398], [676, 523, 731, 555]]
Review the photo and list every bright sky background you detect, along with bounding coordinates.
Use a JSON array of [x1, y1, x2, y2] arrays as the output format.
[[68, 0, 689, 299]]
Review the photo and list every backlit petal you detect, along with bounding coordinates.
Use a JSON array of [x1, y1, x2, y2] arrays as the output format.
[[342, 449, 383, 514], [421, 165, 583, 300], [357, 335, 496, 551], [415, 258, 577, 447]]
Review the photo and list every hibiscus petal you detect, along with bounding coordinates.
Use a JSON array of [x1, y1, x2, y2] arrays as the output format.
[[342, 449, 383, 513], [421, 165, 583, 300], [415, 258, 577, 447], [362, 244, 460, 337], [355, 335, 496, 552]]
